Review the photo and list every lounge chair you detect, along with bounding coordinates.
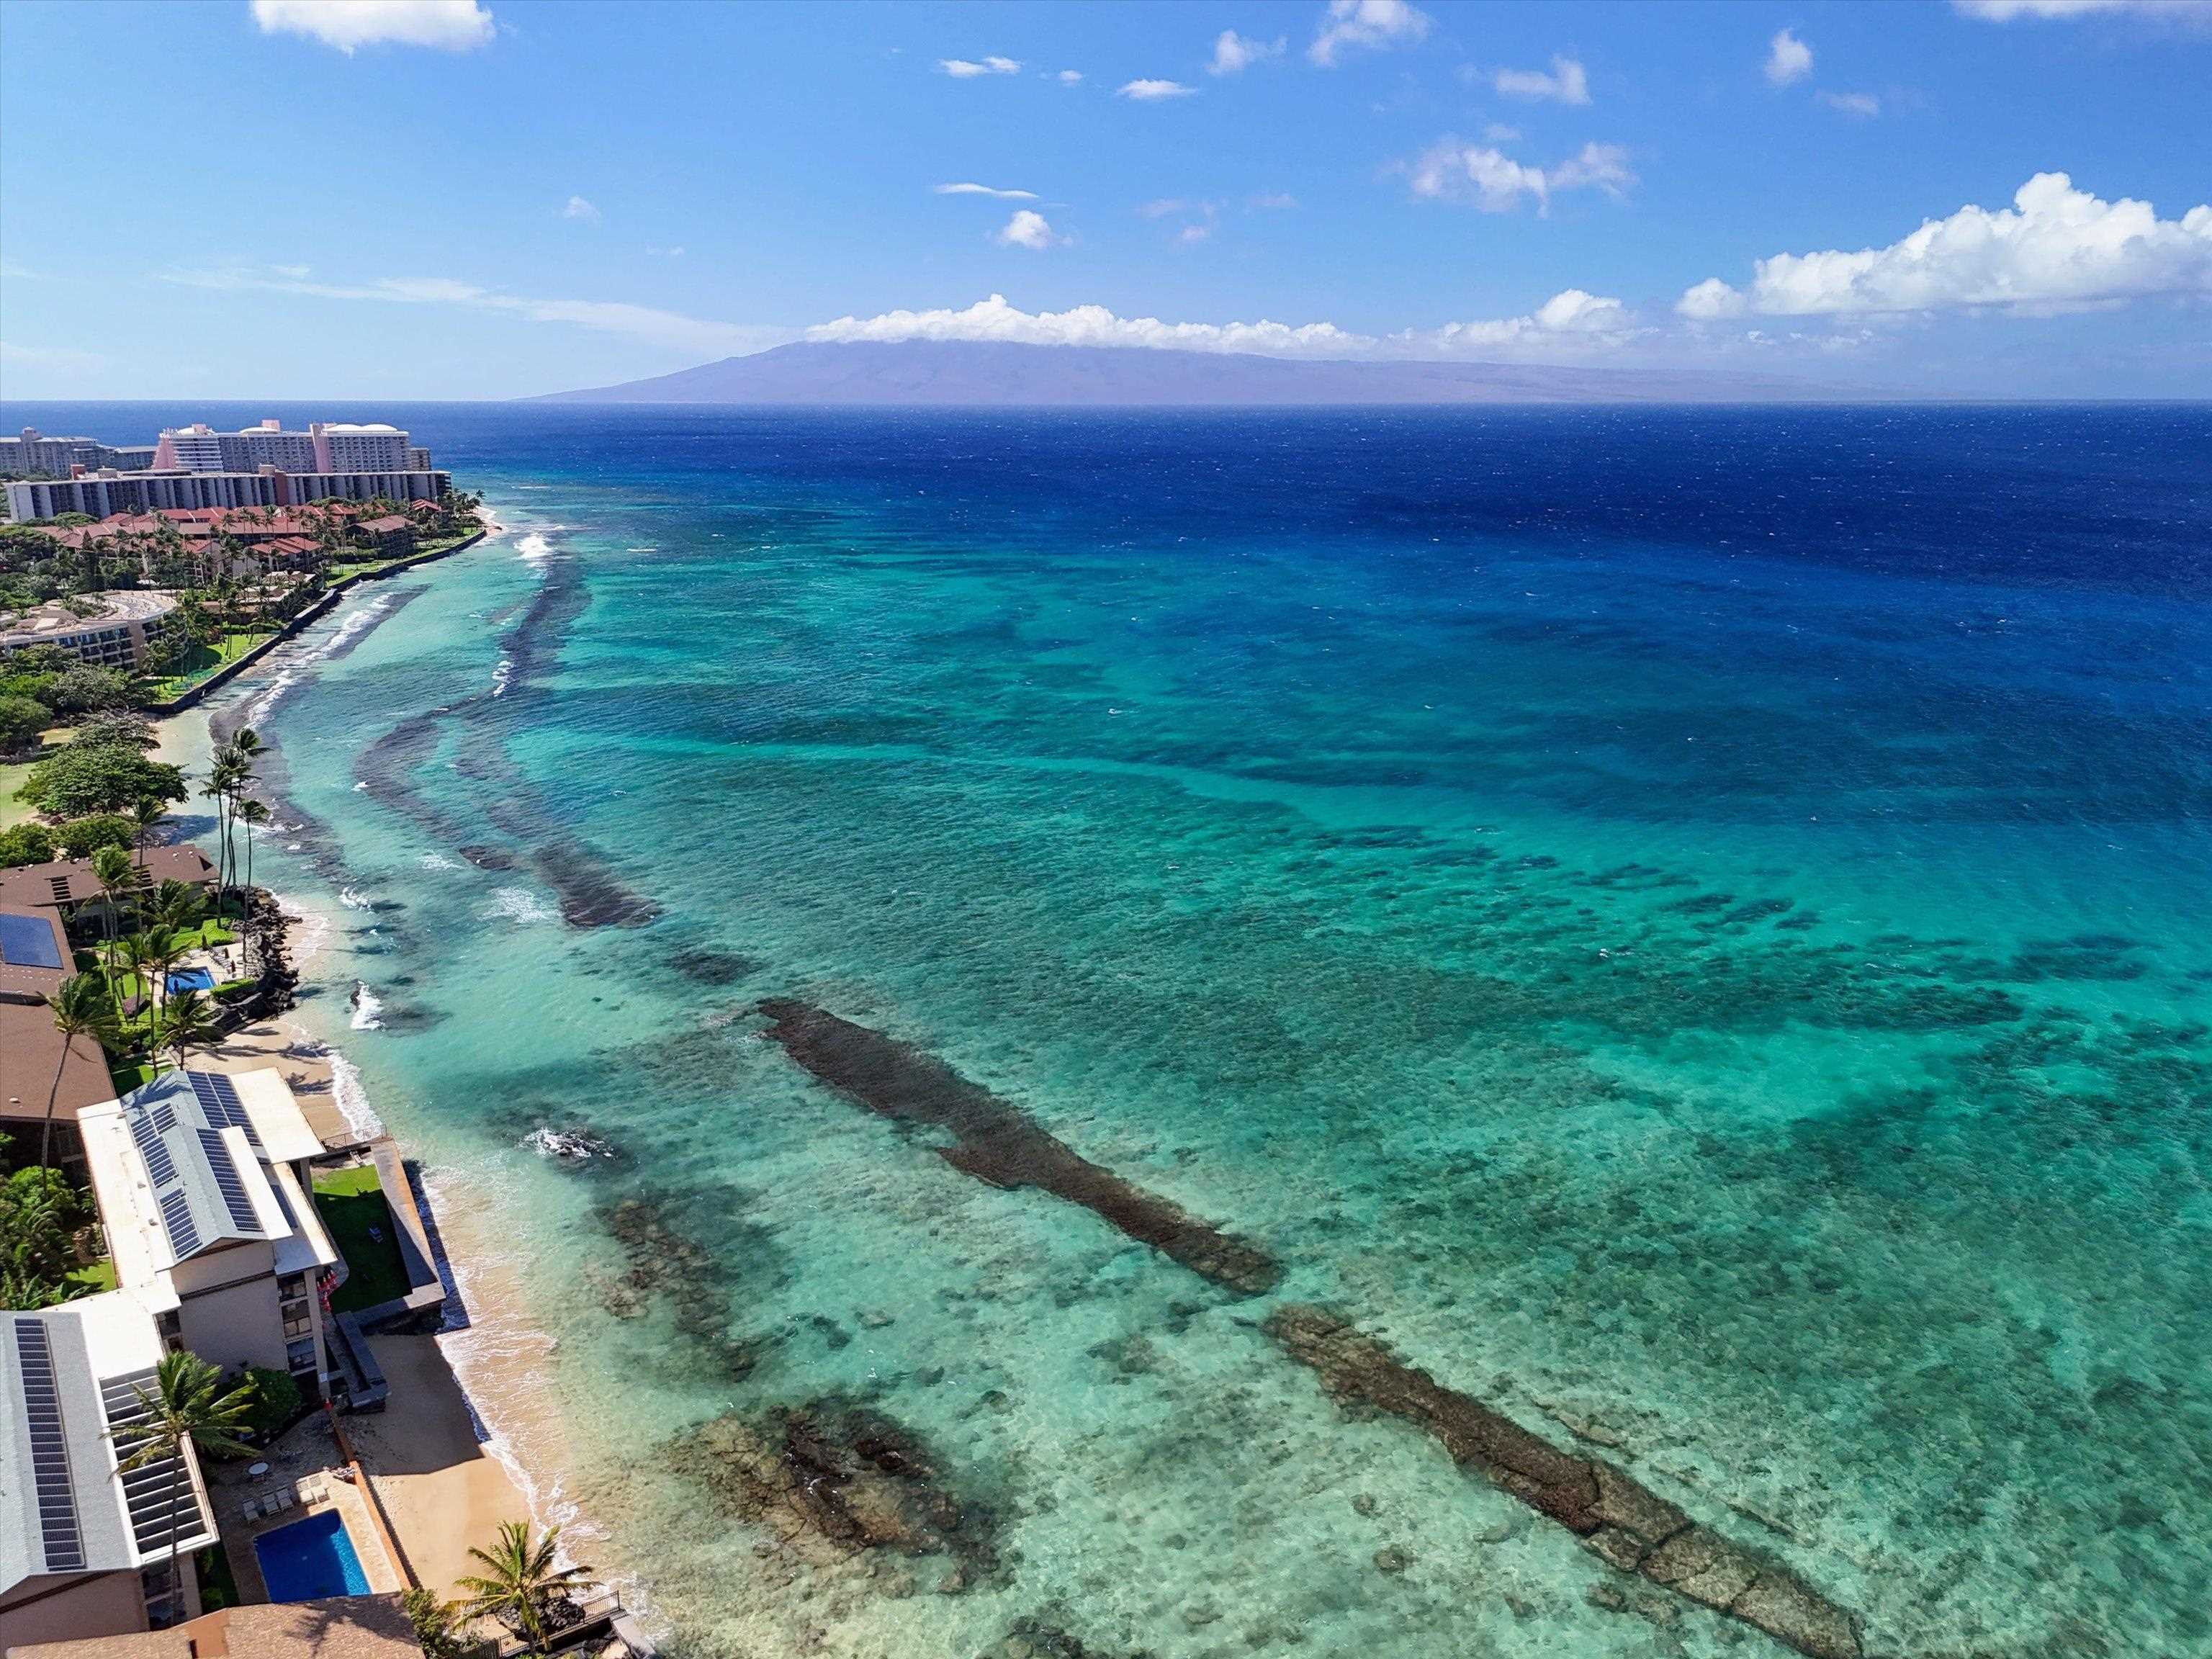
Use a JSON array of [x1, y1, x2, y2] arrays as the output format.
[[243, 1498, 260, 1521]]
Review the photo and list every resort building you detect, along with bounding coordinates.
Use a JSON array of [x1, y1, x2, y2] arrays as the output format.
[[0, 431, 132, 482], [0, 848, 216, 920], [0, 906, 108, 1181], [0, 1291, 219, 1643], [149, 422, 423, 477], [0, 592, 179, 670], [76, 1070, 341, 1403], [4, 467, 451, 523]]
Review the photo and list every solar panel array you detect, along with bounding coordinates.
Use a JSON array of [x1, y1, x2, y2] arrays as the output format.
[[156, 1188, 202, 1259], [186, 1070, 261, 1153], [197, 1128, 263, 1233], [130, 1110, 177, 1186], [99, 1368, 201, 1557], [12, 1318, 86, 1572], [0, 911, 64, 969]]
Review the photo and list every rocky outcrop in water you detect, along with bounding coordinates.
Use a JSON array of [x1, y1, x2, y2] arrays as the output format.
[[597, 1197, 758, 1378], [755, 999, 1278, 1295], [1266, 1305, 1863, 1659], [677, 1400, 997, 1577]]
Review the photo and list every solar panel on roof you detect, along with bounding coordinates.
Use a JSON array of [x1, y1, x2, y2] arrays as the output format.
[[130, 1110, 178, 1185], [186, 1071, 261, 1152], [0, 912, 64, 969], [197, 1128, 262, 1234], [156, 1187, 202, 1259], [13, 1317, 86, 1573]]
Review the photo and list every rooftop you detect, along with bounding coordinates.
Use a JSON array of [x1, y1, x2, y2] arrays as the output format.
[[9, 1593, 424, 1659], [0, 997, 117, 1133], [0, 1290, 216, 1598], [0, 590, 178, 643], [0, 846, 217, 913], [0, 906, 70, 1002]]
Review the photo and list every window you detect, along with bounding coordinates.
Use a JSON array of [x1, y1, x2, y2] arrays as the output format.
[[282, 1299, 313, 1339], [286, 1338, 318, 1374]]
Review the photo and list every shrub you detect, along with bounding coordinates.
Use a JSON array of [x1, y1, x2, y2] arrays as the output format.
[[41, 665, 130, 716], [17, 746, 185, 819], [55, 814, 135, 858], [0, 822, 55, 868], [243, 1366, 303, 1439]]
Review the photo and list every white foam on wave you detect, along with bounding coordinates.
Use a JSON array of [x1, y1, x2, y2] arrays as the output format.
[[516, 531, 557, 565], [320, 592, 395, 657], [338, 886, 374, 909], [327, 1047, 384, 1138], [482, 886, 557, 925], [238, 668, 299, 726], [491, 656, 513, 698], [349, 983, 385, 1030], [420, 852, 462, 872]]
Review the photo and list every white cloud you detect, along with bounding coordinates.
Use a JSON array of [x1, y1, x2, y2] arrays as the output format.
[[804, 290, 1635, 361], [562, 195, 601, 222], [1493, 55, 1591, 104], [1310, 0, 1432, 67], [1766, 29, 1813, 85], [1678, 172, 2212, 316], [1056, 69, 1084, 84], [1118, 78, 1197, 99], [1816, 90, 1881, 116], [1484, 122, 1522, 143], [249, 0, 493, 53], [162, 265, 781, 356], [935, 182, 1040, 200], [994, 210, 1063, 251], [1178, 224, 1214, 245], [940, 55, 1021, 78], [1249, 192, 1301, 210], [647, 246, 684, 258], [1955, 0, 2211, 18], [1210, 30, 1286, 73], [1407, 139, 1635, 212]]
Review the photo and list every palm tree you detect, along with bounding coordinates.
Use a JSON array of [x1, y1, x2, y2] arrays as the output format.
[[237, 798, 269, 902], [155, 991, 218, 1076], [39, 976, 118, 1170], [111, 1352, 254, 1627], [127, 796, 168, 876], [115, 930, 163, 1016], [91, 845, 137, 948], [148, 879, 206, 937], [454, 1522, 591, 1649]]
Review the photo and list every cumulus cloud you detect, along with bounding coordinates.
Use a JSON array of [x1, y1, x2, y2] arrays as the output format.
[[250, 0, 493, 53], [1407, 138, 1635, 212], [1766, 29, 1813, 84], [1955, 0, 2211, 18], [562, 195, 600, 222], [1493, 55, 1591, 104], [1310, 0, 1432, 67], [1816, 90, 1881, 116], [1678, 172, 2212, 317], [1118, 78, 1198, 99], [163, 265, 781, 356], [935, 182, 1039, 200], [804, 290, 1635, 361], [994, 210, 1064, 251], [1210, 30, 1287, 73], [1178, 224, 1214, 245], [1056, 69, 1084, 83], [940, 55, 1020, 77]]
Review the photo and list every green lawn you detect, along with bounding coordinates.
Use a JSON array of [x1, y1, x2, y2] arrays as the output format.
[[312, 1164, 413, 1313], [0, 760, 33, 830], [143, 631, 276, 701], [66, 1257, 117, 1295]]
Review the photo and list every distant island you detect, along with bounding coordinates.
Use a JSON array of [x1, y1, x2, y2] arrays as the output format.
[[536, 339, 1848, 406]]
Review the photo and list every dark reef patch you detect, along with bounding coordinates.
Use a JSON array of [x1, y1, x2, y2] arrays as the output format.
[[673, 1398, 997, 1577], [1266, 1305, 1863, 1659], [755, 999, 1279, 1296]]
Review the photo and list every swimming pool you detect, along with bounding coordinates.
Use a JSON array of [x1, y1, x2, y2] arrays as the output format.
[[165, 966, 216, 994], [252, 1510, 369, 1601]]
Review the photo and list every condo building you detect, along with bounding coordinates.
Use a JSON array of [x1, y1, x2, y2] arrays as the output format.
[[150, 421, 421, 476], [0, 591, 179, 670], [0, 1292, 219, 1642], [0, 430, 143, 480], [77, 1070, 341, 1403], [4, 467, 450, 522]]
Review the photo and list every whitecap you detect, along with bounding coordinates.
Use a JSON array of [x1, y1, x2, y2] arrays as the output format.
[[338, 886, 374, 909], [482, 886, 557, 925], [516, 531, 556, 565], [349, 982, 385, 1031], [327, 1048, 384, 1138], [420, 853, 462, 872]]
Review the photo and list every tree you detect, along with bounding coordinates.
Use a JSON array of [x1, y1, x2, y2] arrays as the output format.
[[0, 693, 49, 752], [116, 930, 163, 1015], [41, 664, 130, 715], [17, 745, 186, 819], [0, 822, 56, 868], [55, 813, 135, 859], [454, 1522, 591, 1649], [237, 798, 269, 909], [147, 878, 206, 938], [91, 845, 137, 947], [40, 976, 120, 1169], [127, 796, 169, 873], [111, 1352, 255, 1624], [155, 990, 218, 1075], [1, 1159, 86, 1310]]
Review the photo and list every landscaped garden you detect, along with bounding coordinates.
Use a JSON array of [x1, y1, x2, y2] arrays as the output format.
[[311, 1164, 414, 1313]]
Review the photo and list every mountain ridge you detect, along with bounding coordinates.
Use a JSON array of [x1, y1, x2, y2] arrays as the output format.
[[532, 339, 1858, 405]]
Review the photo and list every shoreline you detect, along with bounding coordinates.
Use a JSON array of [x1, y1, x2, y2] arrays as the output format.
[[149, 502, 606, 1614]]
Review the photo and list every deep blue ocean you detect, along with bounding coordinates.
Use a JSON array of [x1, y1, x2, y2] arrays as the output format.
[[8, 400, 2211, 1657]]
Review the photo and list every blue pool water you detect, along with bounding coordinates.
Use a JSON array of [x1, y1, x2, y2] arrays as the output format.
[[252, 1510, 369, 1602], [165, 966, 215, 994]]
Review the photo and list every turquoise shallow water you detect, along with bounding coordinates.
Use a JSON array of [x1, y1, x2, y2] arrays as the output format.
[[50, 401, 2211, 1658]]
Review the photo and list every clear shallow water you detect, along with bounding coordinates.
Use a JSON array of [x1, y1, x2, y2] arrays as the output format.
[[17, 403, 2212, 1657]]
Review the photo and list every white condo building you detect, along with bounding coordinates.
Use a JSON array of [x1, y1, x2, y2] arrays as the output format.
[[150, 419, 421, 476]]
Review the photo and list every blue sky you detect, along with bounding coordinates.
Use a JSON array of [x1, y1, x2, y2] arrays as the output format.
[[1, 0, 2207, 398]]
